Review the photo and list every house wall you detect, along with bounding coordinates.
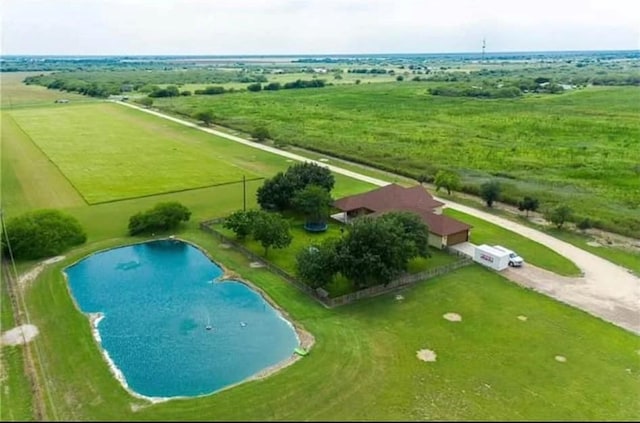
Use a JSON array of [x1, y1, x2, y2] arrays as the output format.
[[428, 233, 445, 249]]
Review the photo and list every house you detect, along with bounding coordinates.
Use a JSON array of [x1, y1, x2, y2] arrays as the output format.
[[332, 184, 472, 249]]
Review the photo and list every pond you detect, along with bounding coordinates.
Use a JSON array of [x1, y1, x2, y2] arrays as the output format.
[[64, 239, 300, 399]]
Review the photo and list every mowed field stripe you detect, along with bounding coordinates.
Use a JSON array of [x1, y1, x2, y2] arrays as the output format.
[[6, 103, 264, 204], [1, 112, 86, 214]]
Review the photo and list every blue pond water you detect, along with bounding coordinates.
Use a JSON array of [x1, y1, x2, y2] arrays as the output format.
[[64, 239, 299, 399]]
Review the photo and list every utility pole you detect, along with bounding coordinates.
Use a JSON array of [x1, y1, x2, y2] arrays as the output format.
[[482, 38, 486, 62], [242, 175, 246, 211]]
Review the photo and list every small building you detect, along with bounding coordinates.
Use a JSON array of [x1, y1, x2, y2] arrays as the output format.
[[332, 184, 472, 249]]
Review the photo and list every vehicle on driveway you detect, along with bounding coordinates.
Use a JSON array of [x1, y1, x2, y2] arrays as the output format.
[[493, 245, 524, 267]]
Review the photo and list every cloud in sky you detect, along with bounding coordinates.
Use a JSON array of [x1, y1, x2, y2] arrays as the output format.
[[2, 0, 639, 55]]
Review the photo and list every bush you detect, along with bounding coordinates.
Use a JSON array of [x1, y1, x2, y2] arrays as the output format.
[[128, 202, 191, 235], [1, 209, 87, 260]]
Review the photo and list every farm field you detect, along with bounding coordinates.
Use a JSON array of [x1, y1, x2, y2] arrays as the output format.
[[2, 75, 639, 421], [0, 72, 91, 108], [152, 83, 640, 237], [20, 229, 640, 421]]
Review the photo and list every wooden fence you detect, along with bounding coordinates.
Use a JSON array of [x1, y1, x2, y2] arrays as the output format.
[[200, 219, 473, 308]]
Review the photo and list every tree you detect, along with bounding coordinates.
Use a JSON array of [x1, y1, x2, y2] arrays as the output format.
[[2, 209, 87, 260], [256, 162, 335, 211], [379, 212, 431, 259], [128, 202, 191, 235], [295, 238, 338, 288], [251, 125, 270, 142], [416, 173, 431, 186], [286, 162, 335, 192], [247, 83, 262, 92], [292, 185, 333, 225], [195, 110, 215, 126], [335, 217, 408, 288], [396, 75, 404, 82], [577, 217, 592, 232], [252, 213, 292, 257], [223, 209, 260, 240], [517, 196, 539, 217], [257, 172, 297, 211], [545, 205, 573, 229], [434, 170, 461, 195], [137, 97, 153, 107], [480, 180, 501, 207]]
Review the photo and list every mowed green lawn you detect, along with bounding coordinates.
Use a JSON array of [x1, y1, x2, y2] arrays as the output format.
[[7, 102, 270, 203], [23, 230, 640, 421]]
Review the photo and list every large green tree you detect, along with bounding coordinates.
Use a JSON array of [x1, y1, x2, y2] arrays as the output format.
[[252, 212, 293, 257], [223, 209, 261, 240], [379, 212, 430, 259], [480, 180, 501, 208], [295, 238, 339, 288], [257, 162, 335, 211], [128, 202, 191, 235], [292, 185, 333, 225], [334, 216, 407, 288], [434, 170, 461, 195], [2, 209, 87, 260], [545, 205, 573, 229]]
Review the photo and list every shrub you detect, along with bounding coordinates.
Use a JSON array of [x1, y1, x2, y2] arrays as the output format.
[[1, 209, 87, 260], [128, 202, 191, 235]]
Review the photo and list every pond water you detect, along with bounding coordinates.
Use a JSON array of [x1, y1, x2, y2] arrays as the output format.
[[64, 239, 299, 399]]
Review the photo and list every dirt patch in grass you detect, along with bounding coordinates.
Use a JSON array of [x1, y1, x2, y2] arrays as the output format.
[[416, 349, 437, 362], [443, 313, 462, 322], [1, 324, 39, 346]]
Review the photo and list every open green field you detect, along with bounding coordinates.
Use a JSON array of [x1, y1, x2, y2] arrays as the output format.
[[3, 79, 639, 421], [19, 229, 640, 421], [152, 83, 640, 237], [6, 103, 273, 203], [1, 72, 91, 109]]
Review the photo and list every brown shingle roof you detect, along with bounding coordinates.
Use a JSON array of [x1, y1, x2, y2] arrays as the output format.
[[334, 184, 471, 236], [333, 183, 444, 213]]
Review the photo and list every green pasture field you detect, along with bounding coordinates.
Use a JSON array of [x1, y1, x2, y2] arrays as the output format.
[[6, 103, 272, 203], [3, 78, 638, 421], [0, 72, 90, 109], [152, 83, 640, 237], [20, 229, 640, 421], [444, 208, 581, 276]]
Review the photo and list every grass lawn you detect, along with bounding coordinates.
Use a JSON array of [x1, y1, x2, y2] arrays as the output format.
[[7, 103, 269, 203], [19, 229, 640, 421], [5, 77, 639, 421], [444, 208, 581, 276], [0, 275, 34, 421], [0, 72, 92, 109]]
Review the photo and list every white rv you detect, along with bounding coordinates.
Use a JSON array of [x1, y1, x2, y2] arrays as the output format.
[[473, 244, 510, 271]]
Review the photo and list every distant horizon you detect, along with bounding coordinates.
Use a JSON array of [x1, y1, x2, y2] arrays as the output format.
[[2, 48, 638, 59], [3, 0, 638, 57]]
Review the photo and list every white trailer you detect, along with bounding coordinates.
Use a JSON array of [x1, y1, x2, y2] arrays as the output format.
[[473, 244, 510, 271]]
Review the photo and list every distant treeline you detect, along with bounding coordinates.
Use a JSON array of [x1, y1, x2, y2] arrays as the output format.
[[22, 70, 268, 98]]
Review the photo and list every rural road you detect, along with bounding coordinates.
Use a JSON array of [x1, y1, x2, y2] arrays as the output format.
[[115, 100, 640, 335]]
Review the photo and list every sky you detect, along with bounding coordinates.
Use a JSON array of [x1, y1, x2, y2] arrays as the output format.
[[1, 0, 639, 55]]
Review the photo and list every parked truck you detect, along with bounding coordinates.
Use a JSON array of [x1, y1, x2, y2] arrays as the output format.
[[493, 245, 524, 267], [473, 244, 510, 271]]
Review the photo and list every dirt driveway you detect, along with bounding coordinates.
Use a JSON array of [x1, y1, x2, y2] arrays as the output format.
[[503, 264, 640, 335]]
